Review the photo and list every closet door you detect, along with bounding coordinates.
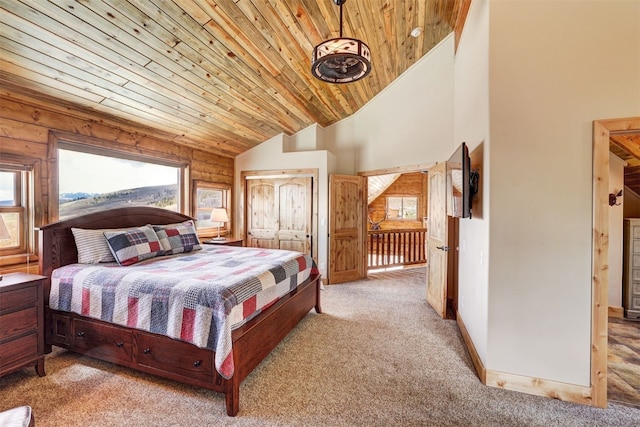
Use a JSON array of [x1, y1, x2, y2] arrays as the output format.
[[246, 177, 311, 255], [278, 177, 312, 253]]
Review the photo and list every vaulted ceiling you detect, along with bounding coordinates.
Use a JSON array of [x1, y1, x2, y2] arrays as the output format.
[[0, 0, 468, 157]]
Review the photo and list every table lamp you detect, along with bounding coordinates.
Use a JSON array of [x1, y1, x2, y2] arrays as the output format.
[[209, 208, 229, 241]]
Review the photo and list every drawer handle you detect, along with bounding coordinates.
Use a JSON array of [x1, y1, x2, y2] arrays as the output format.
[[116, 342, 124, 348], [193, 360, 202, 368], [143, 348, 151, 354], [76, 331, 85, 338]]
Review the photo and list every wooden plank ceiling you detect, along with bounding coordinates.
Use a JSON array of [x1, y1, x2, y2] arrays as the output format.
[[0, 0, 467, 158]]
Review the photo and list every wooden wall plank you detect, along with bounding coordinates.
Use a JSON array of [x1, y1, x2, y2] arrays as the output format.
[[367, 172, 427, 230], [0, 93, 234, 274]]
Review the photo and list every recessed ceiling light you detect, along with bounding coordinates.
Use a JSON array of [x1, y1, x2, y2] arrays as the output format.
[[410, 27, 423, 38]]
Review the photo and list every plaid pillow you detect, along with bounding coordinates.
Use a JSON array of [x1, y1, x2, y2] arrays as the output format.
[[104, 225, 163, 266], [153, 220, 202, 255]]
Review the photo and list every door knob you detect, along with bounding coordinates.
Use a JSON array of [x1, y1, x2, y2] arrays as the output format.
[[436, 245, 450, 251]]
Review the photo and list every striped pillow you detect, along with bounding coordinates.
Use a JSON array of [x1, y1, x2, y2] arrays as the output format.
[[104, 225, 163, 266], [71, 227, 118, 264], [153, 220, 202, 255]]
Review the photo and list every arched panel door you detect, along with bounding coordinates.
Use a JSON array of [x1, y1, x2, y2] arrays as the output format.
[[427, 162, 448, 317], [246, 177, 311, 255], [329, 174, 366, 284]]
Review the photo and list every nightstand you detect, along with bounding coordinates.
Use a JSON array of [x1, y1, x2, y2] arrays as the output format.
[[0, 273, 46, 378], [202, 237, 244, 247]]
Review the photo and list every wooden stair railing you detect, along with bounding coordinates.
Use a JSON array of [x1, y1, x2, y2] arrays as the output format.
[[367, 228, 427, 269]]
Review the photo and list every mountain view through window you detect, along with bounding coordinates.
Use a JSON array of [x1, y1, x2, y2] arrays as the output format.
[[58, 149, 179, 220]]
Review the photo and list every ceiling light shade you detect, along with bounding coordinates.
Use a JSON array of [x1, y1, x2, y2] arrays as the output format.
[[311, 0, 371, 84], [410, 27, 423, 38]]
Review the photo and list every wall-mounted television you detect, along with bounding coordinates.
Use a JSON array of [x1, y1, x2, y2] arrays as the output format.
[[447, 142, 479, 218]]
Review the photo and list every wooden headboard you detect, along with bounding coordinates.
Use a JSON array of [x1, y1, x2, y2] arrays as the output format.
[[38, 207, 193, 304]]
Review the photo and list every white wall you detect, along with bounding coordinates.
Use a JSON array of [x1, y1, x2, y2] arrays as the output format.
[[609, 153, 625, 308], [453, 0, 490, 364], [324, 35, 456, 174], [488, 0, 640, 386]]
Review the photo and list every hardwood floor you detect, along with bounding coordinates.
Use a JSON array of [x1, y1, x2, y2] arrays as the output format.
[[608, 317, 640, 408]]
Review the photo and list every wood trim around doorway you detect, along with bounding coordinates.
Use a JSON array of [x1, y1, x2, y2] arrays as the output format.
[[592, 116, 640, 408]]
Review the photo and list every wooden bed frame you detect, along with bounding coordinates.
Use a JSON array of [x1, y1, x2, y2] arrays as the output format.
[[38, 206, 322, 416]]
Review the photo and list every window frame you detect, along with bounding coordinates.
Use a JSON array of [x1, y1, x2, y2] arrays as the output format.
[[0, 155, 40, 267], [192, 180, 232, 237], [49, 131, 189, 222], [386, 195, 419, 221], [0, 169, 25, 256]]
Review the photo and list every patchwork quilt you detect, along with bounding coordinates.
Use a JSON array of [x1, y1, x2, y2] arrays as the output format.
[[49, 246, 318, 379]]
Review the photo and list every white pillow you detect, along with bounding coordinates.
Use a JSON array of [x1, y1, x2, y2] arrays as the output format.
[[71, 227, 122, 263]]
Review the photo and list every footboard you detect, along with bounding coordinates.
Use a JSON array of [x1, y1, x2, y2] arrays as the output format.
[[45, 272, 321, 416]]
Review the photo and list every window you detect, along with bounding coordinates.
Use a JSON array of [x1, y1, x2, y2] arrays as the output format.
[[386, 196, 418, 220], [58, 144, 182, 220], [193, 181, 230, 234], [0, 166, 31, 256]]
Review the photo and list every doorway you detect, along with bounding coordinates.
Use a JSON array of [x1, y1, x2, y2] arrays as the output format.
[[592, 117, 640, 408], [365, 171, 428, 272], [604, 121, 640, 407]]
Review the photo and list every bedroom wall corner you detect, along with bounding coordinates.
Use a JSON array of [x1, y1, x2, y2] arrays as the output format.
[[453, 0, 490, 367]]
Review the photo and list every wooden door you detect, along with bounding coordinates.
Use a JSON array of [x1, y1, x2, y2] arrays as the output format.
[[246, 177, 312, 255], [427, 162, 449, 317], [278, 178, 312, 253], [329, 174, 366, 284]]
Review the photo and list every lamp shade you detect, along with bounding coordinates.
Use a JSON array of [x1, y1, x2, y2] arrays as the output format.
[[311, 37, 371, 83], [0, 215, 10, 240], [311, 0, 371, 84], [210, 207, 229, 224]]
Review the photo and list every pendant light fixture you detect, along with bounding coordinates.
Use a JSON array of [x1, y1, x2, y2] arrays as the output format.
[[311, 0, 371, 84]]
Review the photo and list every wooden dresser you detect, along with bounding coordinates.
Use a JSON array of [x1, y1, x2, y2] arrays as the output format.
[[622, 219, 640, 319], [0, 273, 46, 378]]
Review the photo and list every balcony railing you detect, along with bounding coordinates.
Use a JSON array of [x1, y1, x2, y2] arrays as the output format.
[[367, 228, 427, 269]]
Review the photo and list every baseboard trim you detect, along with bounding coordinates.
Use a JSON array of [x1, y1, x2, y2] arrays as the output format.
[[485, 370, 592, 405], [456, 311, 593, 406], [456, 311, 486, 383], [608, 306, 624, 318]]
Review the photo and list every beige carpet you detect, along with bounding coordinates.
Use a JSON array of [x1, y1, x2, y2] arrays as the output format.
[[1, 267, 638, 426]]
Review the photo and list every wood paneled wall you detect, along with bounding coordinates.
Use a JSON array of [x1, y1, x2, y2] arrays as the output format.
[[368, 172, 428, 230], [0, 90, 234, 272]]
